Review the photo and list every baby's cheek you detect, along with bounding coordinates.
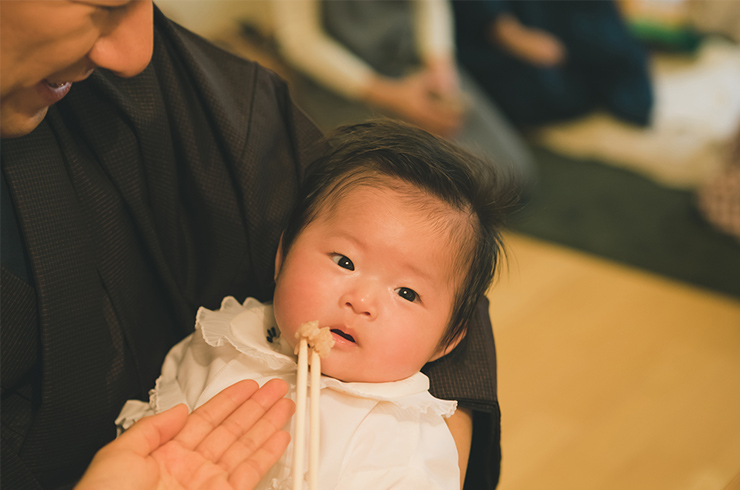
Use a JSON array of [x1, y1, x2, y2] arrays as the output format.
[[392, 340, 435, 369], [370, 346, 423, 380], [273, 294, 322, 352]]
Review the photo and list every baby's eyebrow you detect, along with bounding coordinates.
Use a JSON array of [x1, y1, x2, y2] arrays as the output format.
[[402, 261, 435, 285]]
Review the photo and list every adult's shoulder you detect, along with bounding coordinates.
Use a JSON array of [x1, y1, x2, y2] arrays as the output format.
[[150, 6, 324, 172], [150, 6, 294, 120]]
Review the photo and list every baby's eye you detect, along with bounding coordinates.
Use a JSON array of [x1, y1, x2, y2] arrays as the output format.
[[395, 287, 418, 303], [332, 254, 354, 271]]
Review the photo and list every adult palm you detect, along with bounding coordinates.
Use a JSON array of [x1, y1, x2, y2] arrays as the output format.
[[76, 379, 295, 490]]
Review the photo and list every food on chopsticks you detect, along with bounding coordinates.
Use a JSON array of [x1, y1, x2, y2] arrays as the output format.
[[294, 320, 334, 359]]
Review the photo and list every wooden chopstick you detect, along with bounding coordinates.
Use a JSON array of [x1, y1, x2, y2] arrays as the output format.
[[293, 322, 333, 489], [293, 340, 321, 489], [309, 349, 320, 489], [292, 338, 308, 490]]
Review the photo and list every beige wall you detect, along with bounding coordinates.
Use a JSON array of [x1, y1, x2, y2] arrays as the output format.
[[155, 0, 273, 40]]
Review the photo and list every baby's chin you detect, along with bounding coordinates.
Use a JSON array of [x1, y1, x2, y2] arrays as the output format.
[[318, 358, 417, 384]]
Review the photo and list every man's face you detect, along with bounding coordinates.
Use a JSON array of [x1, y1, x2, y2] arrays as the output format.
[[0, 0, 154, 138], [273, 182, 469, 383]]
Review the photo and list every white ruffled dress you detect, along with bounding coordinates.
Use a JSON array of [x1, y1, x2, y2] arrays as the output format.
[[116, 297, 460, 490]]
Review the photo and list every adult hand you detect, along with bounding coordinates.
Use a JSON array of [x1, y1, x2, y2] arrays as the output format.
[[492, 14, 567, 67], [424, 56, 461, 100], [364, 72, 464, 138], [75, 379, 295, 490]]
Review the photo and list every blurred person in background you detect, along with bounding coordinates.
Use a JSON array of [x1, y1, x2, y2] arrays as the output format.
[[453, 0, 654, 127], [272, 0, 536, 190]]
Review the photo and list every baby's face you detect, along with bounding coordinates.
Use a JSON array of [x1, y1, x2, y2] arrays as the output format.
[[273, 183, 467, 383]]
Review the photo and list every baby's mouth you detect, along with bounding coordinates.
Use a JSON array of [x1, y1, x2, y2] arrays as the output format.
[[331, 329, 355, 343]]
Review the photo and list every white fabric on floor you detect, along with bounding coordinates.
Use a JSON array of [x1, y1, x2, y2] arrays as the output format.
[[533, 37, 740, 189]]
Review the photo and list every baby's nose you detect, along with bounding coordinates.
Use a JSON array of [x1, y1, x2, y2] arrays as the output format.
[[341, 283, 378, 319]]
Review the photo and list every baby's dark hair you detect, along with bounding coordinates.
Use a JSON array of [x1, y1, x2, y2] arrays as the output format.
[[281, 119, 518, 352]]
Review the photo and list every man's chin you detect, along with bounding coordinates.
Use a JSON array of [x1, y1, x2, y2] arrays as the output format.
[[1, 106, 48, 139]]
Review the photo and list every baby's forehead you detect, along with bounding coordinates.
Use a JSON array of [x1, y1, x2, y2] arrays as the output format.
[[318, 175, 458, 217], [314, 178, 475, 271]]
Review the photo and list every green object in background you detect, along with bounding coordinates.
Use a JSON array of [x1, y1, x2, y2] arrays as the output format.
[[628, 18, 703, 53]]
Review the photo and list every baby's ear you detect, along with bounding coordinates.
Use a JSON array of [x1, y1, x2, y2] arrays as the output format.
[[429, 326, 466, 362], [274, 232, 285, 280]]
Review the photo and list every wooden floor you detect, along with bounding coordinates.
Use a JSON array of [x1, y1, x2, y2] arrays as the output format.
[[486, 233, 740, 490]]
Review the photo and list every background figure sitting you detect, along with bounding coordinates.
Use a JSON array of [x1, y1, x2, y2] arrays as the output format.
[[272, 0, 536, 190], [453, 0, 654, 127]]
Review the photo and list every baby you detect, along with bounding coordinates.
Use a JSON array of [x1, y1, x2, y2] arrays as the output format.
[[116, 119, 517, 489]]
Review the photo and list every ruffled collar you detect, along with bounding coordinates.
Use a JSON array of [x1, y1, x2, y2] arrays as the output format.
[[195, 297, 456, 416]]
